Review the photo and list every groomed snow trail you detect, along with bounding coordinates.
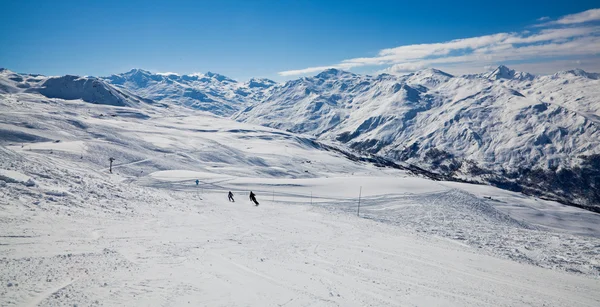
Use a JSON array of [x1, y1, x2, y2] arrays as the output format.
[[2, 189, 599, 307]]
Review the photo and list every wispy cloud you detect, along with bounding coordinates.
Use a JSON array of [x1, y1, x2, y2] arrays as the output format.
[[155, 71, 180, 76], [539, 8, 600, 26], [278, 8, 600, 76]]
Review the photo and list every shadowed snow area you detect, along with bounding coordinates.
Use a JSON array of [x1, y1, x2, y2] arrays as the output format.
[[1, 88, 600, 306]]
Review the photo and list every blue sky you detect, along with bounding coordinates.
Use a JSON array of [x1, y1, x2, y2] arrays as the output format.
[[1, 0, 599, 81]]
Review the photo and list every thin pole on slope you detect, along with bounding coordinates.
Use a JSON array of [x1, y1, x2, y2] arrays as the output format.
[[311, 191, 312, 206], [357, 186, 362, 216], [272, 190, 275, 203], [195, 179, 200, 200]]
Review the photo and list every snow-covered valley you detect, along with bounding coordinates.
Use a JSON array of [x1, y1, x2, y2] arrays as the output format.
[[1, 83, 600, 306]]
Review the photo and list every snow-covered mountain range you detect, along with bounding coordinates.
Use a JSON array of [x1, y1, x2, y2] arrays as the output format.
[[1, 68, 276, 116], [1, 65, 599, 210], [235, 65, 600, 210], [102, 69, 276, 116]]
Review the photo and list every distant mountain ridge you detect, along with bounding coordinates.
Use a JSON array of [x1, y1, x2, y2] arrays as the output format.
[[102, 69, 276, 116]]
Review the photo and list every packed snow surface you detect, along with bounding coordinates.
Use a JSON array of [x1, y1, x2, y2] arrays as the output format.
[[1, 71, 600, 306]]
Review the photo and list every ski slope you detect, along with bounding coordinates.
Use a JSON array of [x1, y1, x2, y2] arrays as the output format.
[[1, 90, 600, 306], [2, 187, 600, 306]]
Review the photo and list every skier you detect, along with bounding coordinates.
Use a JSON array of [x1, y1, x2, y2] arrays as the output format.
[[109, 157, 115, 174], [228, 191, 235, 202], [249, 191, 259, 206]]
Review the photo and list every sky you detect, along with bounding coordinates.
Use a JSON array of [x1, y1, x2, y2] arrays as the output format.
[[1, 0, 599, 81]]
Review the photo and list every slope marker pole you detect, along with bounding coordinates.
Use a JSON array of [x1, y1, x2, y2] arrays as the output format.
[[195, 179, 200, 200], [357, 186, 362, 216]]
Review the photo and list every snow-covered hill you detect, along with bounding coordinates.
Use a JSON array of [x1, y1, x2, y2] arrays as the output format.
[[235, 66, 600, 210], [102, 69, 276, 116], [0, 69, 155, 108], [0, 68, 46, 94]]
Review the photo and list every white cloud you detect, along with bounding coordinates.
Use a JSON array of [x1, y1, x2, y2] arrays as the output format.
[[552, 8, 600, 25], [504, 26, 599, 44], [278, 65, 344, 77], [537, 16, 550, 22], [279, 8, 600, 77], [155, 72, 180, 76], [380, 35, 600, 74], [381, 62, 429, 73], [506, 58, 600, 75]]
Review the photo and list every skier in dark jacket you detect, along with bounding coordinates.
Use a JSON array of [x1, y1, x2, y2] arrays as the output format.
[[249, 191, 259, 206], [228, 191, 235, 202]]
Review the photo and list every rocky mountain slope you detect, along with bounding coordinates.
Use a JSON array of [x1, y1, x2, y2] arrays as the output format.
[[235, 66, 600, 210]]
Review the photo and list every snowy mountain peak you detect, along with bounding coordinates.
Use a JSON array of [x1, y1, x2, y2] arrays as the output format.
[[405, 68, 454, 89], [496, 64, 511, 73], [205, 71, 237, 83], [554, 68, 600, 80], [315, 68, 356, 79], [418, 68, 454, 78], [126, 68, 152, 75], [485, 65, 535, 81], [106, 69, 162, 88], [120, 69, 157, 80]]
